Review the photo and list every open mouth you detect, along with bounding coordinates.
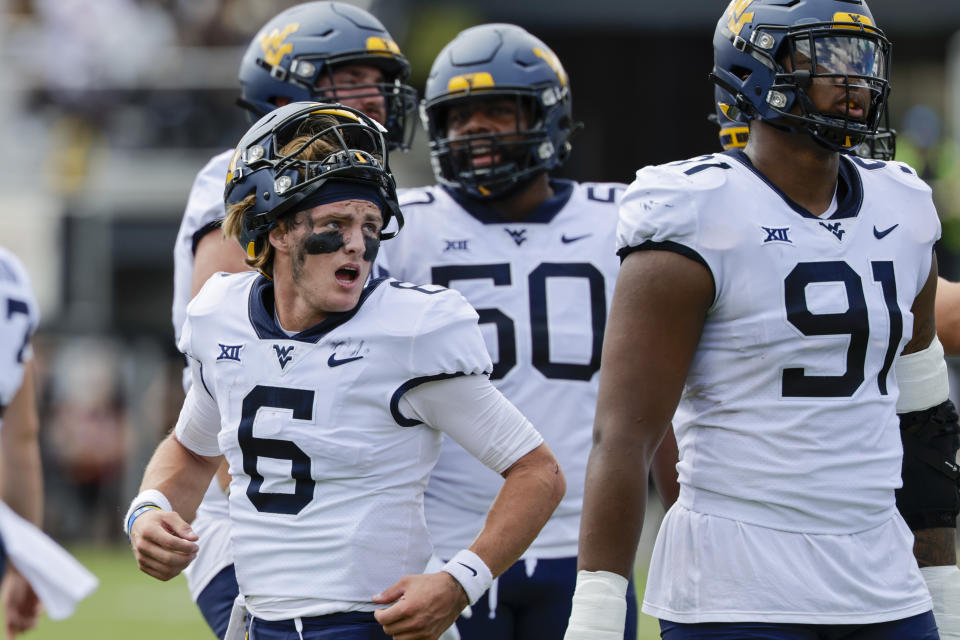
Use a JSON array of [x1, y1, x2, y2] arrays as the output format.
[[468, 146, 498, 167], [835, 99, 866, 121], [335, 266, 359, 284]]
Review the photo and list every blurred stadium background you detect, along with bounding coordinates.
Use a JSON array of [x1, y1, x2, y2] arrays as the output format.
[[2, 0, 960, 637]]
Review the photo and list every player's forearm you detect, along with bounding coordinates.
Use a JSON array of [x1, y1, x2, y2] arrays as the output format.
[[1, 361, 42, 526], [576, 425, 654, 579], [468, 443, 564, 577], [139, 433, 220, 522], [914, 528, 958, 568]]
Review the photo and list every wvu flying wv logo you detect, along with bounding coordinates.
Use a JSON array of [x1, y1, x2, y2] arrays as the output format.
[[259, 23, 299, 66], [725, 0, 755, 36], [818, 221, 845, 241], [505, 228, 528, 246], [273, 344, 295, 369]]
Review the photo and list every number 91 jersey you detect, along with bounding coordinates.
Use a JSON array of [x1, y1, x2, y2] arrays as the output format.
[[618, 150, 940, 534], [176, 271, 492, 612], [377, 180, 623, 558], [0, 247, 38, 429]]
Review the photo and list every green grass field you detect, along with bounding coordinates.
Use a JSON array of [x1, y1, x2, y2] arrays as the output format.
[[8, 546, 661, 639]]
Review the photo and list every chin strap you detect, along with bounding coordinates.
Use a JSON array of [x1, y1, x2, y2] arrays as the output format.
[[235, 97, 268, 120]]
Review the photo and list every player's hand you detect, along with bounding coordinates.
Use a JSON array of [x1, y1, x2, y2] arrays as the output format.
[[1, 566, 41, 639], [372, 572, 468, 640], [129, 509, 198, 581]]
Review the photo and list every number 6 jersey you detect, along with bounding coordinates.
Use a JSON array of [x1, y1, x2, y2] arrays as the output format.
[[620, 150, 938, 622], [173, 271, 531, 619]]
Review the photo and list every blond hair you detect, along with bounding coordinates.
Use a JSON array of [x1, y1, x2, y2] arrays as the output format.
[[223, 117, 347, 277]]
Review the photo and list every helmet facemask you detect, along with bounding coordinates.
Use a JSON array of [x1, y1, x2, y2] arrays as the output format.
[[766, 26, 891, 152], [225, 103, 403, 271], [426, 92, 568, 199], [299, 55, 419, 151]]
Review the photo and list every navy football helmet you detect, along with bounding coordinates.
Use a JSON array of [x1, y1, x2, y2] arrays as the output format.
[[224, 102, 403, 263], [711, 0, 891, 153], [422, 24, 575, 199], [237, 2, 417, 150]]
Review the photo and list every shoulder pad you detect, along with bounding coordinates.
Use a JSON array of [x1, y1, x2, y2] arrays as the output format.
[[578, 182, 629, 205], [375, 279, 478, 335], [845, 156, 931, 193], [398, 186, 439, 208], [652, 154, 735, 192], [187, 271, 257, 319]]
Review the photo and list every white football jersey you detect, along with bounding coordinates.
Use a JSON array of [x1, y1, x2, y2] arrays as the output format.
[[620, 151, 937, 620], [171, 149, 234, 599], [0, 247, 39, 431], [177, 271, 493, 616], [378, 179, 623, 558]]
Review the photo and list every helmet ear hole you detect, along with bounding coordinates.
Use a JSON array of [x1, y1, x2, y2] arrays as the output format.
[[730, 65, 752, 82]]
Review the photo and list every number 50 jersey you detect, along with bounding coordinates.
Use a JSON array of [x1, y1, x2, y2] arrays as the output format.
[[618, 150, 940, 535], [175, 271, 493, 614], [377, 179, 623, 559]]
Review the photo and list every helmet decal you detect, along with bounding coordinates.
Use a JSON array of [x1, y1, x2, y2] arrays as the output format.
[[259, 23, 300, 67], [832, 12, 873, 27], [533, 48, 567, 87], [365, 36, 401, 55], [726, 0, 755, 37], [447, 73, 496, 92]]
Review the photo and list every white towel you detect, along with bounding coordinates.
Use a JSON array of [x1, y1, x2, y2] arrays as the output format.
[[0, 500, 98, 619]]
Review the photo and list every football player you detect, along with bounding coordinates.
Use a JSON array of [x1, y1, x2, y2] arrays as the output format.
[[128, 103, 564, 640], [375, 23, 679, 640], [0, 248, 97, 635], [567, 0, 955, 638], [710, 61, 960, 639], [169, 3, 416, 637]]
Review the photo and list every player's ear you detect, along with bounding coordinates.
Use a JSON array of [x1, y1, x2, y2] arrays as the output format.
[[268, 220, 292, 255]]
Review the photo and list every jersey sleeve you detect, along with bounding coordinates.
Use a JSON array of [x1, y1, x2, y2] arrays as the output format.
[[174, 383, 223, 457], [400, 374, 543, 474], [617, 161, 719, 298]]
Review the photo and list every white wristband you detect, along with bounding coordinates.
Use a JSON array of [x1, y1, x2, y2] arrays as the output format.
[[564, 570, 629, 640], [123, 489, 172, 535], [922, 565, 960, 639], [896, 336, 949, 413], [442, 549, 493, 605]]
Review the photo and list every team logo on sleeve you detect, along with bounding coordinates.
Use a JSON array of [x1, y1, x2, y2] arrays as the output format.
[[761, 226, 792, 245], [217, 344, 243, 362], [273, 344, 295, 369]]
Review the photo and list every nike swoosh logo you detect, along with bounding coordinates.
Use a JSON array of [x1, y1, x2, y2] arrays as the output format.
[[328, 353, 364, 367], [873, 224, 899, 239], [457, 562, 478, 577], [561, 233, 592, 244]]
